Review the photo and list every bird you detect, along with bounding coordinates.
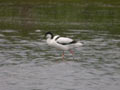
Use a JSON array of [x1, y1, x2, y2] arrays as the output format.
[[45, 32, 83, 60]]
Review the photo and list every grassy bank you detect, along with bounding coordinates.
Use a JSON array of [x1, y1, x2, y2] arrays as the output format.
[[0, 0, 120, 33], [0, 0, 120, 4]]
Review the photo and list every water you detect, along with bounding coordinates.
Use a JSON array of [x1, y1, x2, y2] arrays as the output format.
[[0, 29, 120, 90], [0, 1, 120, 90]]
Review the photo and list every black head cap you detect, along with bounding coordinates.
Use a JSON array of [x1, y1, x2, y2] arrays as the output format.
[[45, 32, 54, 39]]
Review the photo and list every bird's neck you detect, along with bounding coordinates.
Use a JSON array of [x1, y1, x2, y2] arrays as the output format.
[[47, 38, 52, 44]]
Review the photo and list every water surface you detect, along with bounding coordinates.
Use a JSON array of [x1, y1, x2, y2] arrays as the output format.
[[0, 1, 120, 90]]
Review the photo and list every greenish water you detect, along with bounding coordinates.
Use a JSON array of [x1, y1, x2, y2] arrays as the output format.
[[0, 1, 120, 90]]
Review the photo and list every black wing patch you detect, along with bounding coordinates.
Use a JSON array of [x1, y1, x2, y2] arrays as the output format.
[[54, 36, 77, 45], [55, 36, 60, 41], [57, 40, 77, 45]]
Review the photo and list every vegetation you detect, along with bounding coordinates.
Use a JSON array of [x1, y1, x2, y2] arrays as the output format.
[[0, 0, 120, 34]]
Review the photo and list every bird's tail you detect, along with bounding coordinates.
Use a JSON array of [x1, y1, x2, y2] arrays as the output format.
[[74, 42, 83, 47]]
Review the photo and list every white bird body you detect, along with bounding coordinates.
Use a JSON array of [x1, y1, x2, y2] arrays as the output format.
[[47, 35, 70, 50], [45, 32, 83, 59]]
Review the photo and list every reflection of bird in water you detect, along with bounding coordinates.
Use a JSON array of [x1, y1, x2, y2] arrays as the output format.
[[45, 32, 83, 60]]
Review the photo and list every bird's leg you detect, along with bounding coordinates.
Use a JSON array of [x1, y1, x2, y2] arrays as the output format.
[[62, 51, 64, 60], [70, 50, 74, 55], [69, 50, 74, 59]]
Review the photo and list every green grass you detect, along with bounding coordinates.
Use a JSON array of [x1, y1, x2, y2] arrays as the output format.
[[0, 0, 120, 34], [0, 0, 120, 4]]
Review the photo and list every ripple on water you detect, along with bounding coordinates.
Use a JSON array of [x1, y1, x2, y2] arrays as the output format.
[[0, 29, 120, 90]]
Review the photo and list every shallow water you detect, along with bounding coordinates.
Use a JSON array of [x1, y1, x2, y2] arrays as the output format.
[[0, 1, 120, 90], [0, 29, 120, 90]]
